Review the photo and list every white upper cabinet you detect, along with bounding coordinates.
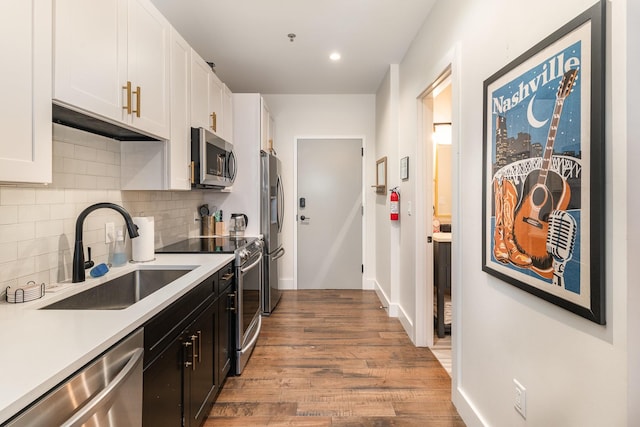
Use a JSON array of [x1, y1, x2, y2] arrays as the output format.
[[0, 0, 52, 183], [121, 26, 191, 191], [167, 28, 191, 190], [126, 0, 171, 138], [260, 98, 273, 153], [208, 71, 224, 136], [222, 84, 234, 143], [54, 0, 170, 140], [190, 51, 228, 139]]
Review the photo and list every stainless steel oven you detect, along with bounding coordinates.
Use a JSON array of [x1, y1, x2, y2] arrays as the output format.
[[234, 238, 263, 374]]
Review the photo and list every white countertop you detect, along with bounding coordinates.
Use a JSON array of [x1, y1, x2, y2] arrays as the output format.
[[0, 253, 234, 424]]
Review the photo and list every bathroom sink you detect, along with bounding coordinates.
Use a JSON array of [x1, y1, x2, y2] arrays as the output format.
[[41, 269, 193, 310]]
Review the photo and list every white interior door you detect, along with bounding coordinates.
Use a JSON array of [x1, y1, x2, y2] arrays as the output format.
[[297, 138, 362, 289]]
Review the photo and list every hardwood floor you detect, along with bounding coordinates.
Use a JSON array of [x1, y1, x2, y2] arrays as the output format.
[[206, 290, 465, 426]]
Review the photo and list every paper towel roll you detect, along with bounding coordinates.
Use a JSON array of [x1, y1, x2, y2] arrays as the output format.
[[132, 216, 155, 262]]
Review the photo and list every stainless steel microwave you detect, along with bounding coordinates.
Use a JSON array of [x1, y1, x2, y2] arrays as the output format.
[[191, 127, 236, 189]]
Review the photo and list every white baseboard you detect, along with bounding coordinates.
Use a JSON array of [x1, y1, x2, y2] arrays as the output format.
[[453, 386, 488, 427], [363, 278, 375, 290], [278, 278, 294, 290], [396, 304, 414, 343]]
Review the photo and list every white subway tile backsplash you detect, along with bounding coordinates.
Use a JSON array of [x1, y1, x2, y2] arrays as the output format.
[[1, 187, 36, 205], [18, 237, 60, 258], [53, 173, 75, 189], [0, 223, 35, 243], [0, 242, 18, 263], [35, 220, 64, 238], [75, 175, 97, 189], [53, 140, 74, 158], [63, 157, 88, 175], [0, 206, 18, 224], [74, 145, 98, 162], [18, 205, 50, 223], [49, 204, 75, 220], [64, 189, 88, 204], [35, 188, 65, 205], [0, 257, 35, 282]]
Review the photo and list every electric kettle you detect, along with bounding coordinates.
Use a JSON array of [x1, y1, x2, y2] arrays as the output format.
[[229, 213, 248, 237]]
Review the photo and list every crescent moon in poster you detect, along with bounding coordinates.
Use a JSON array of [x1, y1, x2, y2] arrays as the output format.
[[527, 94, 549, 128]]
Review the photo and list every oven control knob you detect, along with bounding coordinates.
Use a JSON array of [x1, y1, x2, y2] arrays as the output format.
[[238, 249, 249, 263]]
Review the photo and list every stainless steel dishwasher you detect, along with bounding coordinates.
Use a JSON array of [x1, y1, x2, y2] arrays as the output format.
[[5, 329, 144, 427]]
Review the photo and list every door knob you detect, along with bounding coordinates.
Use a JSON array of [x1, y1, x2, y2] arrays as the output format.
[[300, 215, 310, 221]]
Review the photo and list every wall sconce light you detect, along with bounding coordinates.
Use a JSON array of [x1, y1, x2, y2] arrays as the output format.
[[433, 122, 452, 145]]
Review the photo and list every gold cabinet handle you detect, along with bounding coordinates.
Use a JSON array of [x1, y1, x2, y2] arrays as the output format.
[[221, 272, 234, 281], [210, 112, 217, 132], [122, 81, 132, 114], [190, 161, 195, 184], [132, 85, 141, 117], [196, 330, 202, 364]]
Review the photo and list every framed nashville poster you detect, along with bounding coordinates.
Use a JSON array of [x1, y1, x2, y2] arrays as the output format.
[[481, 1, 605, 324]]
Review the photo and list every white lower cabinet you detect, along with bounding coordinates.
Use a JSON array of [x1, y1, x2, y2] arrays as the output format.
[[0, 0, 52, 184]]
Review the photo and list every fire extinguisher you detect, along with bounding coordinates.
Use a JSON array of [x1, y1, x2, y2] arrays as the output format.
[[390, 187, 399, 221]]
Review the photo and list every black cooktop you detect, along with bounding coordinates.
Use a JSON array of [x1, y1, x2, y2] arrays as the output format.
[[155, 236, 258, 254]]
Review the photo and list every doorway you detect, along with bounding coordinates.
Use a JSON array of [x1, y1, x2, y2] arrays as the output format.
[[295, 138, 363, 289], [419, 68, 454, 372]]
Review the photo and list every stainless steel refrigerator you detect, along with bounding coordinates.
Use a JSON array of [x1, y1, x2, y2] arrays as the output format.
[[261, 151, 284, 314]]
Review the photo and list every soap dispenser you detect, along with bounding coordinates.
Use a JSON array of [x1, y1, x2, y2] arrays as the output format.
[[111, 229, 127, 267]]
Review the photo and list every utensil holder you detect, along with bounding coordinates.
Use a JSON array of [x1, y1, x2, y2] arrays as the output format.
[[201, 216, 215, 236]]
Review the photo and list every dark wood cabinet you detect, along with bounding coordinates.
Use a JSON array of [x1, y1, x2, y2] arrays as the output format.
[[186, 300, 217, 426], [434, 240, 451, 338], [143, 261, 235, 427], [142, 333, 184, 427], [217, 282, 234, 383]]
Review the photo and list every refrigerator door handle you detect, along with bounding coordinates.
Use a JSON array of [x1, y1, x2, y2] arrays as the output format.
[[276, 174, 285, 232]]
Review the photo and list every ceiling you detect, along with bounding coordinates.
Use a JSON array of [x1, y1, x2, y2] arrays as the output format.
[[150, 0, 437, 94]]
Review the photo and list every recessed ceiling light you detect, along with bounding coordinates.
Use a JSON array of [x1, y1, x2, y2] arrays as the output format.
[[329, 52, 341, 61]]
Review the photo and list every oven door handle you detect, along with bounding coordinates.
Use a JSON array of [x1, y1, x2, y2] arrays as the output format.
[[240, 315, 262, 356], [272, 247, 285, 261], [240, 254, 262, 274]]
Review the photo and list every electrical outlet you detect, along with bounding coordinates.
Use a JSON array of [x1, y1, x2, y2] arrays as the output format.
[[514, 379, 526, 418], [105, 222, 115, 244]]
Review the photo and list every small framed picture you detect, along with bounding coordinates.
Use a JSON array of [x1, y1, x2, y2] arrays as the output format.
[[400, 156, 409, 181]]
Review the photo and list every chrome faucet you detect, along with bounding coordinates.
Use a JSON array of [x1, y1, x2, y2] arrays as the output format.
[[72, 203, 139, 283]]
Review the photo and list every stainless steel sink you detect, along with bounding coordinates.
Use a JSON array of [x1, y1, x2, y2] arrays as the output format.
[[41, 269, 192, 310]]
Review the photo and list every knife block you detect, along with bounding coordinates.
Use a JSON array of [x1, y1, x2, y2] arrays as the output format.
[[215, 221, 225, 236]]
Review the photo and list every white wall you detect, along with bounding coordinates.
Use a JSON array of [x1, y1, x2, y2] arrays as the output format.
[[374, 69, 393, 305], [390, 0, 629, 425], [261, 94, 376, 290], [627, 0, 640, 420]]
